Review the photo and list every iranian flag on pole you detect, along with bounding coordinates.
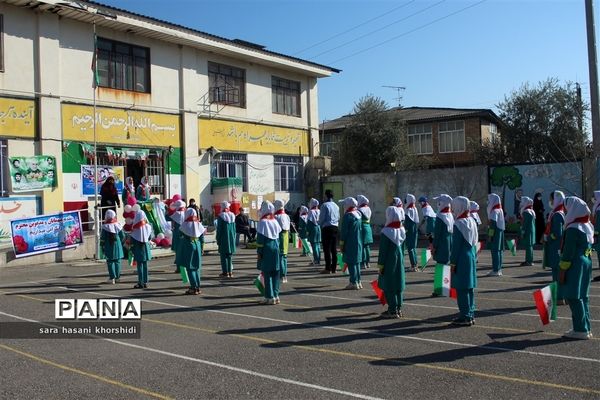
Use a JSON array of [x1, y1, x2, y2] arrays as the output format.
[[419, 248, 432, 269], [533, 282, 557, 325], [506, 239, 517, 256], [433, 264, 457, 298]]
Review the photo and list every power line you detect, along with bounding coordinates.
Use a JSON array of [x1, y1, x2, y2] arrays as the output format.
[[327, 0, 489, 65], [308, 0, 447, 60], [293, 0, 417, 56]]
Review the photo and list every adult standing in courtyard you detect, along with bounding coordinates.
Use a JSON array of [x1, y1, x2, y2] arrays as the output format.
[[319, 189, 339, 274]]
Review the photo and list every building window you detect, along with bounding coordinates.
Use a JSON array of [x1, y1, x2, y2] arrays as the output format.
[[439, 120, 465, 153], [214, 153, 248, 191], [407, 124, 433, 155], [319, 132, 338, 157], [272, 77, 301, 117], [489, 122, 497, 138], [274, 156, 303, 192], [96, 37, 150, 93], [0, 15, 4, 72], [208, 62, 245, 108]]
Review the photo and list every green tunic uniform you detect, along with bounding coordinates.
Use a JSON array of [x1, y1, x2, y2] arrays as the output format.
[[488, 220, 504, 272], [450, 229, 477, 320], [217, 217, 236, 274], [404, 217, 418, 267], [257, 233, 281, 299], [131, 237, 151, 285], [279, 230, 289, 277], [521, 212, 536, 264], [377, 234, 405, 314], [360, 211, 373, 268], [559, 228, 592, 334], [179, 234, 203, 289], [433, 217, 452, 265], [101, 230, 125, 280], [594, 210, 600, 270], [307, 220, 321, 264], [340, 212, 363, 285]]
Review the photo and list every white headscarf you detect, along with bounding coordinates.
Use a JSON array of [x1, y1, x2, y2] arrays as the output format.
[[392, 197, 403, 207], [102, 209, 123, 234], [564, 196, 594, 244], [487, 193, 505, 230], [381, 206, 406, 247], [342, 197, 361, 220], [131, 210, 153, 242], [219, 201, 235, 223], [405, 194, 419, 223], [420, 199, 436, 218], [520, 196, 536, 218], [171, 200, 187, 225], [357, 195, 372, 220], [469, 201, 482, 225], [273, 199, 291, 231], [257, 201, 282, 240], [452, 196, 478, 247], [593, 190, 600, 215], [308, 198, 320, 224], [299, 205, 308, 223], [547, 190, 566, 223], [392, 197, 406, 221], [125, 177, 135, 193], [140, 176, 150, 190], [434, 194, 453, 232], [180, 208, 206, 238]]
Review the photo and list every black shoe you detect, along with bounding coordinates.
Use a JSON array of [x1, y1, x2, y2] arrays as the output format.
[[133, 283, 143, 289], [451, 317, 472, 326], [143, 284, 148, 289], [431, 292, 439, 297], [594, 276, 600, 282]]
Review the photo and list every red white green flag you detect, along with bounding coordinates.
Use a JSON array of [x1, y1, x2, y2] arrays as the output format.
[[433, 264, 457, 298], [179, 266, 189, 284], [533, 282, 557, 325], [371, 279, 386, 305], [254, 273, 265, 296], [419, 248, 432, 269], [506, 239, 517, 256]]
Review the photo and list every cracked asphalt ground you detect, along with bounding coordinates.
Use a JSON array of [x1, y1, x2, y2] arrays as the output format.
[[0, 245, 599, 400]]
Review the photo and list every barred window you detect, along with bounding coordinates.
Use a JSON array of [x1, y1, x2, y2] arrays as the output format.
[[214, 153, 248, 191], [208, 62, 246, 108], [274, 156, 302, 192]]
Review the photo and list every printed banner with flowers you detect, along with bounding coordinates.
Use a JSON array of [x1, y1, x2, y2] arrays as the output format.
[[10, 211, 83, 258]]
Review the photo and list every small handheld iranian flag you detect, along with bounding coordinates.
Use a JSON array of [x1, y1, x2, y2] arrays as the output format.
[[533, 282, 557, 325], [127, 251, 136, 268], [337, 253, 344, 270], [301, 239, 313, 254], [371, 279, 386, 305], [254, 273, 265, 296], [506, 239, 517, 256], [433, 264, 457, 298], [342, 263, 349, 275], [179, 266, 189, 284], [419, 248, 432, 269]]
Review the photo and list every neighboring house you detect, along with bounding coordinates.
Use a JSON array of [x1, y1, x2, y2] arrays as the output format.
[[0, 0, 338, 228], [320, 107, 503, 167]]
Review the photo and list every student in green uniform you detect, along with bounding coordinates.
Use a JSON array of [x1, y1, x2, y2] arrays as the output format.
[[122, 176, 136, 205], [307, 198, 322, 265], [519, 196, 536, 266], [559, 196, 593, 340], [101, 209, 125, 284], [357, 195, 373, 269], [449, 196, 478, 326], [274, 199, 291, 283], [179, 208, 205, 295], [135, 176, 151, 202], [217, 201, 236, 278], [340, 197, 364, 290], [170, 199, 186, 272], [298, 205, 310, 256], [432, 194, 454, 266], [130, 210, 153, 289], [469, 201, 482, 226], [404, 194, 420, 272], [419, 196, 436, 244], [544, 190, 566, 302], [592, 191, 600, 282], [377, 206, 406, 318], [487, 193, 505, 276], [256, 201, 282, 305]]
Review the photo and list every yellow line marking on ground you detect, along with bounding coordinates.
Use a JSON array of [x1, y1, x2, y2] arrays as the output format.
[[0, 344, 173, 400], [143, 317, 600, 396]]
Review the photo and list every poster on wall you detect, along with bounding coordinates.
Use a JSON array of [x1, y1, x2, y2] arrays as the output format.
[[10, 211, 83, 258], [489, 162, 582, 231], [0, 196, 41, 244], [8, 156, 56, 192], [81, 165, 124, 196]]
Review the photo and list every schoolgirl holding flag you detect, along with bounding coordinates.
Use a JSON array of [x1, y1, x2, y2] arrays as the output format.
[[298, 205, 310, 256], [340, 197, 363, 290], [101, 209, 125, 284], [256, 201, 282, 305], [544, 190, 566, 302], [449, 196, 478, 326], [432, 194, 454, 266], [469, 201, 482, 226], [357, 195, 373, 269], [419, 196, 436, 243], [170, 199, 186, 272], [307, 198, 322, 265], [274, 199, 291, 283], [130, 210, 153, 289], [217, 201, 236, 278], [487, 193, 505, 276], [519, 196, 536, 267], [377, 206, 406, 318], [179, 208, 205, 295], [559, 196, 593, 340], [404, 194, 420, 272]]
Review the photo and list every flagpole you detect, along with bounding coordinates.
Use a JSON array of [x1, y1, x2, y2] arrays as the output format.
[[93, 22, 100, 261]]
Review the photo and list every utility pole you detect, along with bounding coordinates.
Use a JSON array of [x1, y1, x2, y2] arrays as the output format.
[[586, 0, 600, 157], [382, 86, 406, 108]]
